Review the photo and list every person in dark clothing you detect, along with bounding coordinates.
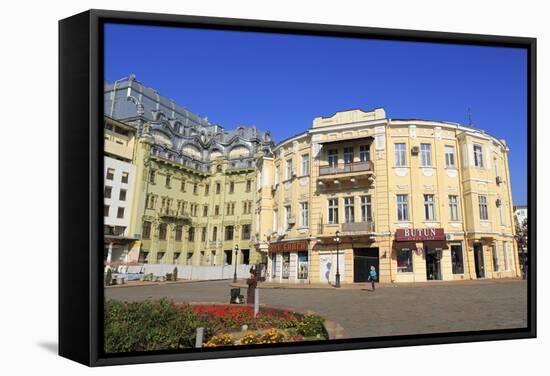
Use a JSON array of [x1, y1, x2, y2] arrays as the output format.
[[246, 268, 258, 305]]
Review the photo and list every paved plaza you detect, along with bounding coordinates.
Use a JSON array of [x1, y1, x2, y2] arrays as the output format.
[[105, 279, 528, 339]]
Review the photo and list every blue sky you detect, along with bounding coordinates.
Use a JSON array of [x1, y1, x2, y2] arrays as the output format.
[[104, 23, 528, 205]]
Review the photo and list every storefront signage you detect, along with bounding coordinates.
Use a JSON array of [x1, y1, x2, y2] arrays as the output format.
[[395, 228, 445, 242], [268, 240, 308, 253]]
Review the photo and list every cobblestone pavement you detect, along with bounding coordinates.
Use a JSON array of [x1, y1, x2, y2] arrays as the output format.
[[105, 279, 528, 338]]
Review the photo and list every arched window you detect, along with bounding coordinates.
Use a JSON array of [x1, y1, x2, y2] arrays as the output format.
[[212, 226, 218, 241]]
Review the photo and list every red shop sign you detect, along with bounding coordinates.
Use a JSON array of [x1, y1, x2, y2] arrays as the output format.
[[395, 228, 445, 242], [268, 241, 308, 253]]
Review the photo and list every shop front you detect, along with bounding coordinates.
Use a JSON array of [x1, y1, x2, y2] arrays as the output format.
[[267, 240, 309, 283], [393, 228, 454, 282]]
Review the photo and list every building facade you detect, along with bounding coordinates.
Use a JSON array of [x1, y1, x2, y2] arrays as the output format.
[[104, 76, 274, 267], [256, 108, 521, 284], [103, 117, 138, 264]]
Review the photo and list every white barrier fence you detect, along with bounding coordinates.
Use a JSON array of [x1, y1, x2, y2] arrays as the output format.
[[117, 264, 252, 281]]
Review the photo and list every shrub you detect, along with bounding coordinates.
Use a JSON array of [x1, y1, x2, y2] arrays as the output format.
[[296, 315, 327, 338], [204, 333, 234, 347], [258, 328, 287, 344], [240, 332, 260, 345], [104, 299, 215, 353]]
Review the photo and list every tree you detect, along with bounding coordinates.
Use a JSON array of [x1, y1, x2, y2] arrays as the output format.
[[514, 216, 528, 279]]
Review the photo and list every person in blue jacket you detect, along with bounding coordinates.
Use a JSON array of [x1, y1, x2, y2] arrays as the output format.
[[367, 265, 377, 291]]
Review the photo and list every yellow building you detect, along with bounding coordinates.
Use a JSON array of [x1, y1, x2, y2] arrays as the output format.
[[256, 108, 521, 284]]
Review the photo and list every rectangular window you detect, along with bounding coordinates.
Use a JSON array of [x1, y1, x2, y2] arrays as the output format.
[[106, 168, 115, 180], [156, 252, 165, 263], [216, 182, 221, 194], [149, 170, 155, 184], [397, 249, 413, 273], [344, 197, 354, 223], [397, 194, 409, 221], [449, 195, 459, 221], [395, 143, 406, 167], [328, 198, 339, 224], [175, 225, 182, 241], [165, 175, 171, 188], [492, 243, 500, 272], [285, 205, 292, 228], [229, 181, 235, 193], [173, 252, 181, 264], [203, 205, 208, 217], [474, 144, 484, 167], [188, 227, 195, 242], [215, 205, 220, 216], [142, 221, 152, 239], [119, 189, 127, 201], [117, 207, 125, 219], [328, 149, 338, 167], [273, 209, 278, 231], [204, 184, 210, 195], [301, 154, 310, 175], [503, 242, 511, 271], [424, 194, 435, 220], [159, 224, 167, 240], [104, 186, 112, 199], [297, 252, 308, 279], [225, 226, 234, 241], [360, 195, 372, 222], [180, 180, 186, 192], [359, 145, 370, 162], [286, 159, 293, 179], [274, 166, 280, 185], [212, 227, 218, 241], [121, 172, 129, 184], [478, 195, 489, 220], [246, 180, 251, 192], [445, 145, 456, 168], [193, 183, 198, 194], [343, 147, 353, 165], [420, 143, 432, 167], [242, 224, 251, 240], [104, 205, 109, 217], [300, 202, 309, 227], [201, 227, 207, 242], [451, 245, 464, 274]]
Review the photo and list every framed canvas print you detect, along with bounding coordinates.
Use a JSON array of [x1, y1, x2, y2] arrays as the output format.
[[59, 9, 536, 366]]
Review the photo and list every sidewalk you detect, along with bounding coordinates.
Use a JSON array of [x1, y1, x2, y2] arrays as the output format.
[[230, 277, 524, 290]]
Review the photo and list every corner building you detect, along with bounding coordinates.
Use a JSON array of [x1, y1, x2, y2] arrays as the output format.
[[256, 108, 521, 284]]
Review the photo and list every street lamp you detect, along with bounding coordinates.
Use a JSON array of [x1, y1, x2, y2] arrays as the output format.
[[233, 244, 239, 283], [334, 230, 341, 288]]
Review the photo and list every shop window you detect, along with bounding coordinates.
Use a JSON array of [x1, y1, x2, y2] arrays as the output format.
[[492, 243, 500, 272], [282, 252, 290, 279], [451, 245, 464, 274], [298, 252, 308, 279], [397, 249, 413, 273], [271, 254, 278, 277]]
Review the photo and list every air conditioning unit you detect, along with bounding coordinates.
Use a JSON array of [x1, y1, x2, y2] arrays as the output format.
[[496, 176, 503, 185], [287, 217, 296, 225], [411, 146, 420, 155], [445, 234, 454, 241], [496, 198, 502, 207]]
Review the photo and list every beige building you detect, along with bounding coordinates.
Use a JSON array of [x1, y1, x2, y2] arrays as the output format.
[[255, 108, 521, 284]]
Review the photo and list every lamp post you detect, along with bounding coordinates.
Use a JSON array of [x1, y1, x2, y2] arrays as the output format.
[[233, 244, 239, 283], [334, 230, 341, 288]]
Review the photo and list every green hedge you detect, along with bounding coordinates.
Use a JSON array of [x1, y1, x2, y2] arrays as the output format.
[[104, 299, 217, 353]]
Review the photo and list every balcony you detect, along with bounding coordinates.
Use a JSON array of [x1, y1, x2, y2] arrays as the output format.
[[319, 160, 374, 176], [341, 221, 375, 234], [226, 158, 255, 172], [159, 209, 191, 220]]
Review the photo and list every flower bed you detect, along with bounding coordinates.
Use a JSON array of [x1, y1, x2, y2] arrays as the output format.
[[104, 299, 327, 353]]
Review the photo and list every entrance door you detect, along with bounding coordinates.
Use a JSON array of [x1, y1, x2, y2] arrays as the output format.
[[425, 250, 441, 280], [474, 243, 485, 278], [241, 249, 250, 265], [353, 248, 379, 282]]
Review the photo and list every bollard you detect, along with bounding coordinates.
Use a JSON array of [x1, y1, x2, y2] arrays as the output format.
[[195, 327, 204, 348], [254, 289, 259, 317]]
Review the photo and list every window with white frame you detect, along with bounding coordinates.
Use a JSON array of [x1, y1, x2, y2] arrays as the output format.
[[300, 202, 309, 227], [492, 243, 500, 272], [424, 194, 435, 221], [360, 195, 372, 222], [395, 143, 406, 167], [359, 145, 370, 162], [286, 159, 293, 180], [474, 144, 484, 167], [328, 198, 339, 224], [397, 249, 413, 273], [328, 149, 338, 167], [343, 147, 353, 165], [420, 143, 432, 167], [449, 195, 459, 221], [301, 154, 310, 176], [344, 197, 354, 223], [478, 195, 489, 220], [445, 145, 456, 168], [396, 194, 409, 221], [285, 205, 291, 228]]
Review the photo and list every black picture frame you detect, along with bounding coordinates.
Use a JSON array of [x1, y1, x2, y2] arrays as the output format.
[[59, 9, 536, 367]]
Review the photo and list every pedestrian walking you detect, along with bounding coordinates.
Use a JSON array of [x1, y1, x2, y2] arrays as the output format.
[[367, 265, 377, 291]]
